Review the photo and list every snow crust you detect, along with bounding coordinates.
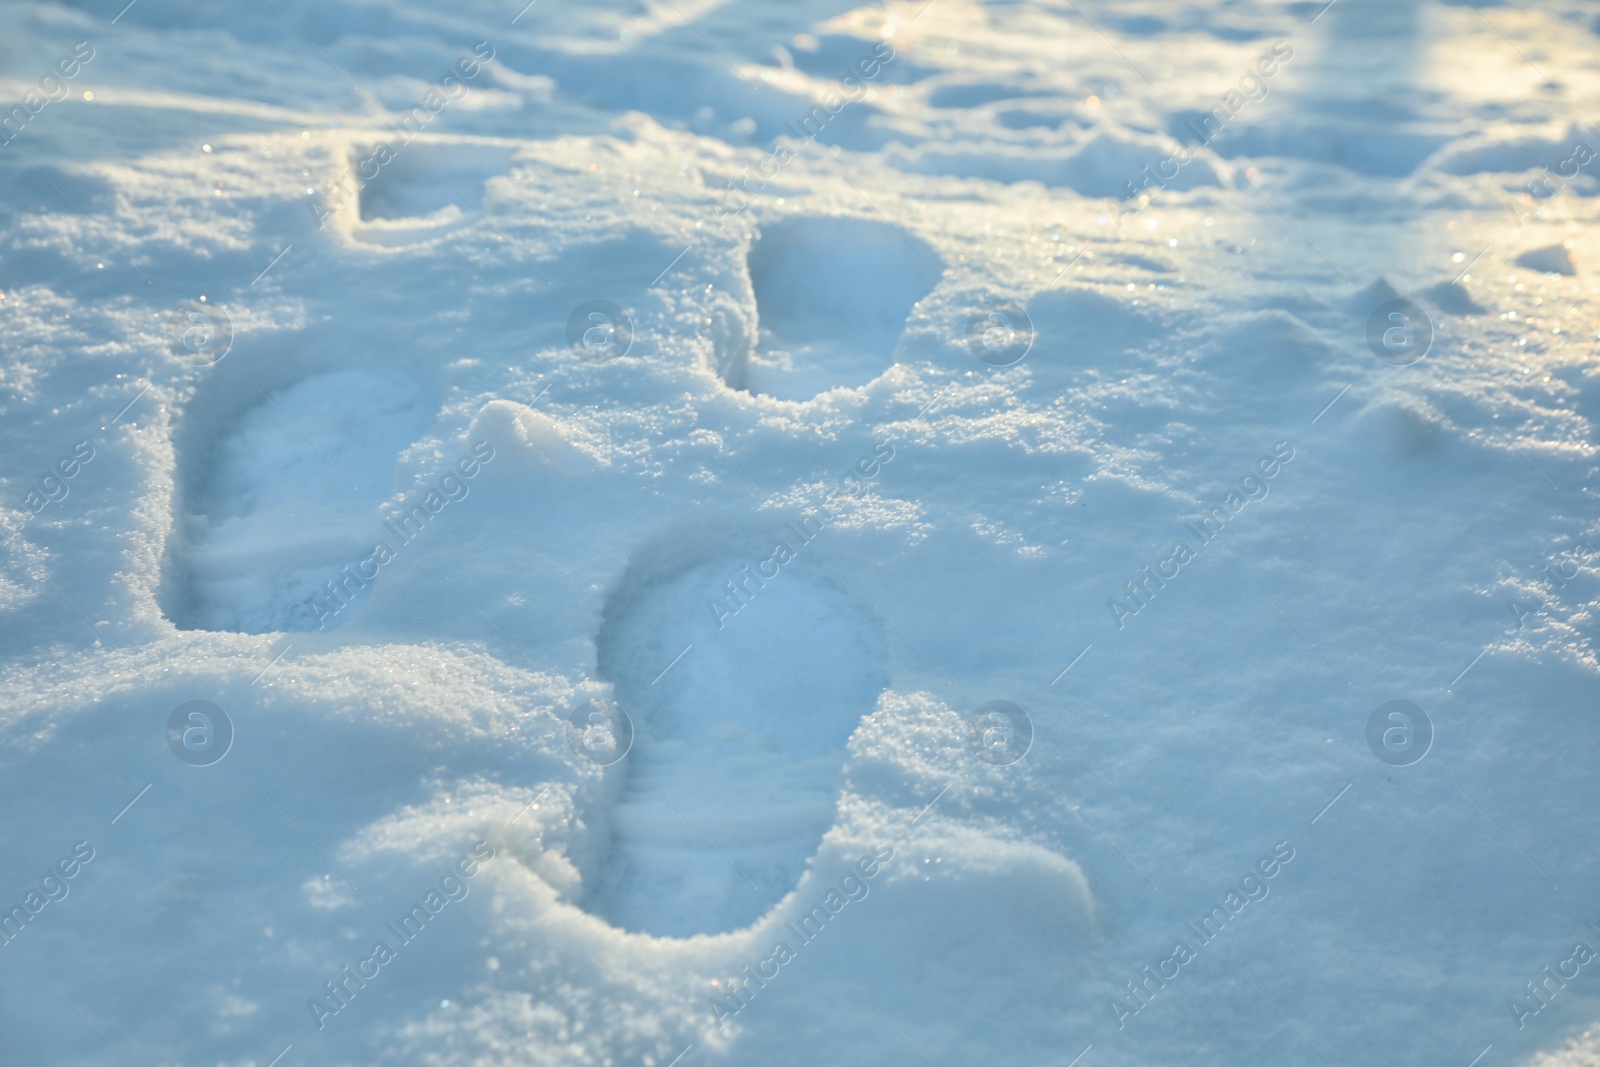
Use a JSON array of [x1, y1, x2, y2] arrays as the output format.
[[1, 0, 1599, 1065]]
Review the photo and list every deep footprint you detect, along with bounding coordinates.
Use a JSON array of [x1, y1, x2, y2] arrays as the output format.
[[166, 369, 431, 633], [739, 215, 940, 400], [593, 541, 887, 937]]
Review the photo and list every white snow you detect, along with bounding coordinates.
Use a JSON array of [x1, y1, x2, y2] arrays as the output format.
[[2, 0, 1599, 1065]]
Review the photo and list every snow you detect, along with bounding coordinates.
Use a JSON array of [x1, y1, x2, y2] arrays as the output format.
[[1, 0, 1599, 1065]]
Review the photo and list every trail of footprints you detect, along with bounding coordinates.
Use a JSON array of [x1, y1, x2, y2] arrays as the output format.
[[161, 211, 936, 935]]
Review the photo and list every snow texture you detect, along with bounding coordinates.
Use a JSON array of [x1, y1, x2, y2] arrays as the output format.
[[1, 0, 1598, 1065]]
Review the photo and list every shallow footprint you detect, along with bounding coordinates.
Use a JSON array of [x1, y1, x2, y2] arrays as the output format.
[[592, 536, 887, 937], [168, 369, 431, 633], [351, 142, 516, 246]]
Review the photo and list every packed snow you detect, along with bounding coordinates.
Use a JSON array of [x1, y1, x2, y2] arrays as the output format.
[[1, 0, 1598, 1065]]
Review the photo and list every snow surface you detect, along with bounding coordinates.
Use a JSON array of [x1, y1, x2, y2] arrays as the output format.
[[1, 0, 1599, 1065]]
